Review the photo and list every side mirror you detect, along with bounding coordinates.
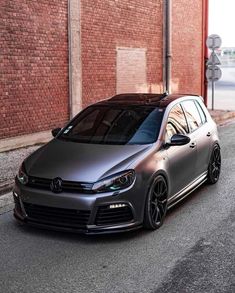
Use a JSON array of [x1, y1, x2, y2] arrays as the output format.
[[51, 128, 61, 137], [168, 134, 190, 146]]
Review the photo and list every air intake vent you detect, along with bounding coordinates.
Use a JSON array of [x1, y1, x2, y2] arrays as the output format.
[[95, 205, 133, 226], [23, 202, 91, 228]]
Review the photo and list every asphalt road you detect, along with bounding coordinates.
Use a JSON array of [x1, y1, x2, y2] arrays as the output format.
[[0, 123, 235, 293]]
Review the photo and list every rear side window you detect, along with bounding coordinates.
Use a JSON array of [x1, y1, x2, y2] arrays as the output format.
[[182, 100, 202, 132], [165, 104, 189, 141], [195, 101, 207, 124]]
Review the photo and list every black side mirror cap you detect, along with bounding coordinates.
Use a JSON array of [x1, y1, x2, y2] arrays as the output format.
[[167, 134, 191, 146], [52, 128, 62, 137]]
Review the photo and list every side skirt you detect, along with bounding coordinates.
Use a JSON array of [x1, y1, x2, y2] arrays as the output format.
[[167, 172, 208, 209]]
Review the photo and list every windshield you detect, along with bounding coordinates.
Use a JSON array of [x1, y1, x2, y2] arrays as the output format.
[[59, 105, 165, 145]]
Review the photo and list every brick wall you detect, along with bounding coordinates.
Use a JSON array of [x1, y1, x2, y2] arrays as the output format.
[[171, 0, 203, 95], [0, 0, 69, 140], [81, 0, 163, 107], [1, 0, 205, 142]]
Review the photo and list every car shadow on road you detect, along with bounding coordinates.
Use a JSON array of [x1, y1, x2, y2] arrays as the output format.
[[13, 217, 147, 244], [166, 183, 210, 218]]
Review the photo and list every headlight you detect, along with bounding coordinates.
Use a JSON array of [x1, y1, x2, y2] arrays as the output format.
[[17, 163, 28, 185], [92, 170, 135, 193]]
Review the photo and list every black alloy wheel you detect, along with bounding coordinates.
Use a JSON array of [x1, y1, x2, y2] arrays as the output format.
[[144, 175, 168, 230], [207, 144, 221, 184]]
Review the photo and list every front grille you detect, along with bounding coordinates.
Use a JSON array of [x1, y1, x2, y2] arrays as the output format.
[[27, 176, 93, 194], [95, 205, 134, 226], [23, 202, 91, 228]]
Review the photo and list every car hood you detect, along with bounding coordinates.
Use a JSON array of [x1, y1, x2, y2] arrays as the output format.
[[25, 139, 153, 182]]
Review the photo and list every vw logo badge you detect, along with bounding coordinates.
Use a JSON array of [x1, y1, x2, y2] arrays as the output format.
[[50, 177, 63, 193]]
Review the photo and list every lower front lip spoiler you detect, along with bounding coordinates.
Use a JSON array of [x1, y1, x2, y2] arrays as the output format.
[[13, 210, 142, 235]]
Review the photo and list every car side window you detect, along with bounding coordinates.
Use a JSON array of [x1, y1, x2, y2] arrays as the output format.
[[195, 101, 207, 124], [182, 100, 202, 132], [165, 104, 189, 142]]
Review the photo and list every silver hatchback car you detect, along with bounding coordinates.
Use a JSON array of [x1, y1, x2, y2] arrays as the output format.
[[13, 93, 221, 234]]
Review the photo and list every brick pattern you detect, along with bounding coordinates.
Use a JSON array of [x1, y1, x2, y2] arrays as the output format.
[[1, 0, 205, 141], [81, 0, 163, 107], [0, 0, 69, 139], [171, 0, 203, 95]]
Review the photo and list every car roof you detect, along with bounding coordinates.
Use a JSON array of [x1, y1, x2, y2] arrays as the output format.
[[95, 93, 200, 108]]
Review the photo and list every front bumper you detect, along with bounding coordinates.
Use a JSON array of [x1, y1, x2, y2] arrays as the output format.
[[13, 180, 144, 234], [13, 210, 142, 235]]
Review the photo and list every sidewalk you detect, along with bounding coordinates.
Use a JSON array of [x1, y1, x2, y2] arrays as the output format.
[[0, 110, 235, 198], [0, 145, 41, 195], [0, 192, 14, 215], [209, 109, 235, 125]]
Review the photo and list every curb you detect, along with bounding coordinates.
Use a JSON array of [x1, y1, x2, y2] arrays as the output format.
[[0, 180, 14, 196], [0, 192, 14, 215], [209, 110, 235, 125]]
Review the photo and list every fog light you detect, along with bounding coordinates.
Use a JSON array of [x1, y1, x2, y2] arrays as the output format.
[[109, 203, 127, 209]]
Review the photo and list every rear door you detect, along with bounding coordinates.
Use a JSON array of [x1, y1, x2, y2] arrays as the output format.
[[182, 100, 211, 178], [165, 104, 197, 196]]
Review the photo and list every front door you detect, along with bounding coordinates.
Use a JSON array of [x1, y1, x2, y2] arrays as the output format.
[[165, 104, 197, 197]]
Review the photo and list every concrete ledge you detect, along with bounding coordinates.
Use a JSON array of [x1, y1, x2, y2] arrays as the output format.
[[0, 192, 14, 215], [0, 180, 14, 196], [209, 110, 235, 125], [0, 130, 52, 153]]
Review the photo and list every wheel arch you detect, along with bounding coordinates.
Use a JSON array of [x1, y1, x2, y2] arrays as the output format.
[[145, 169, 171, 201]]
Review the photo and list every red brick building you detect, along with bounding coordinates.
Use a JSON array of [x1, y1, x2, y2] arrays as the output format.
[[0, 0, 208, 151]]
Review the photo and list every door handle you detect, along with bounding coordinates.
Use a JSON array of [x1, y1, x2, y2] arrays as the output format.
[[207, 132, 211, 137], [190, 142, 197, 148]]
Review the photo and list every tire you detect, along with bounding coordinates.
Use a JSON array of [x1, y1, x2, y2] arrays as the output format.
[[207, 144, 221, 184], [144, 175, 168, 230]]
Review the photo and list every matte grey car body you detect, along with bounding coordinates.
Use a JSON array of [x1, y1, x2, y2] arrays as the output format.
[[13, 93, 221, 234]]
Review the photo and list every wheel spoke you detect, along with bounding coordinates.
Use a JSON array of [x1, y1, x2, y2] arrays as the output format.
[[151, 200, 157, 208], [157, 182, 161, 194], [150, 179, 167, 225], [209, 147, 221, 182], [158, 202, 165, 218], [216, 161, 221, 167], [156, 207, 162, 222], [152, 206, 157, 220], [160, 182, 164, 194], [153, 190, 158, 198], [215, 150, 220, 161]]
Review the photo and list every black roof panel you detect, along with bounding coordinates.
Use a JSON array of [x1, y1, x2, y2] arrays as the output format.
[[95, 93, 199, 108]]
